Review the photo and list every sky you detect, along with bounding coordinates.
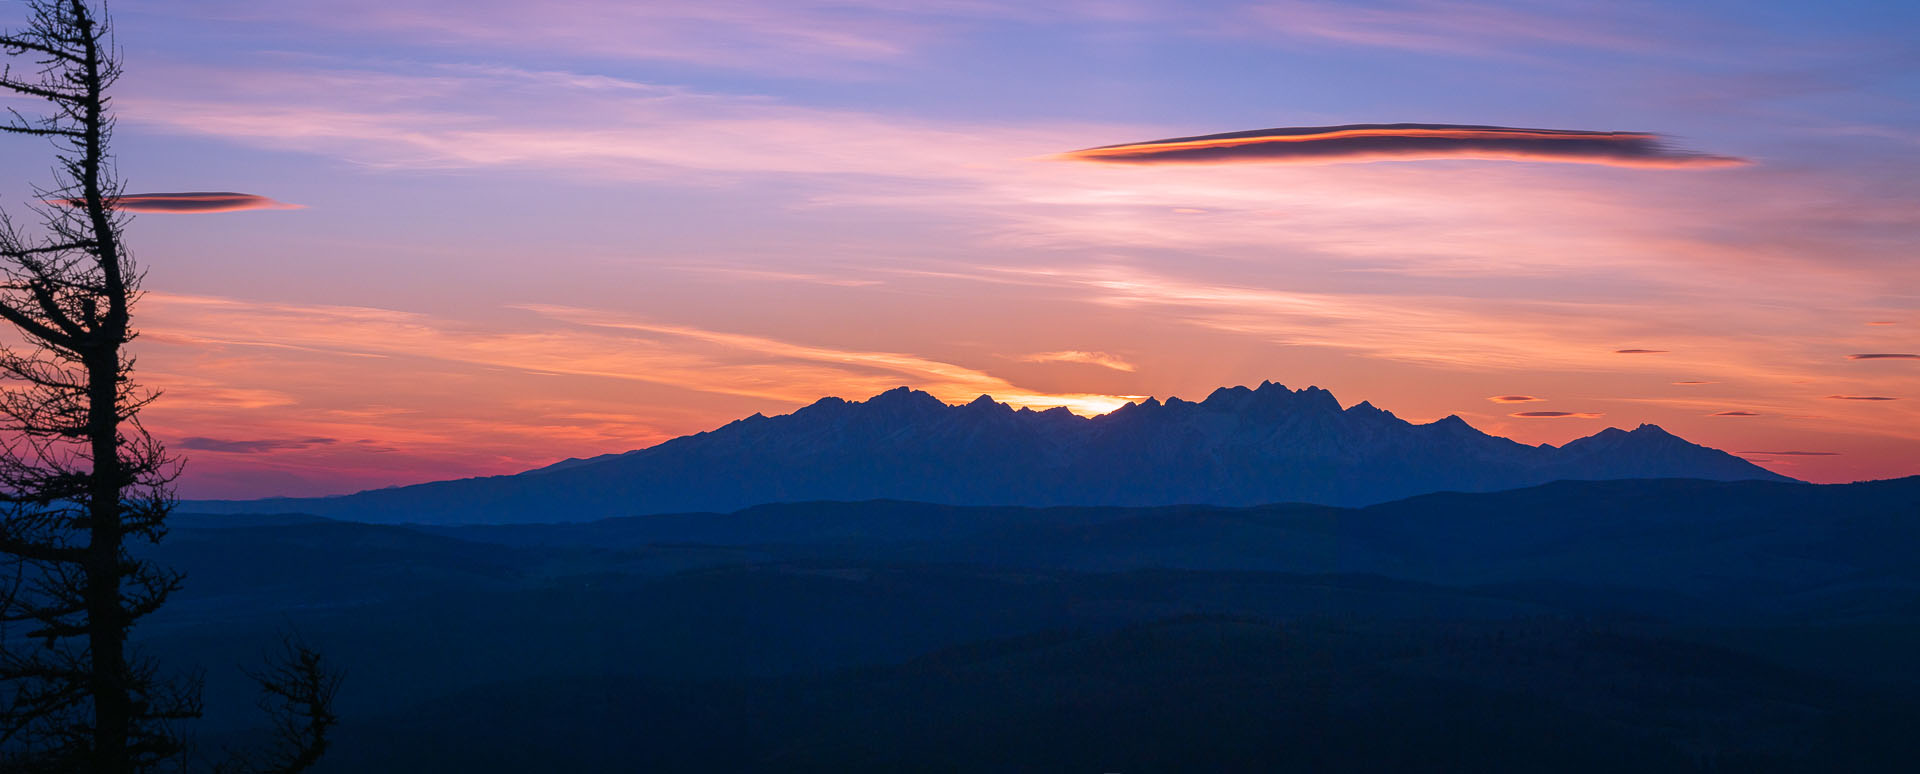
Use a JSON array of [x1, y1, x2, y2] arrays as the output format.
[[2, 0, 1916, 498]]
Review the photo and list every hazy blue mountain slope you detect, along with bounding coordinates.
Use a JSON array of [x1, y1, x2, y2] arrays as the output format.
[[401, 476, 1920, 619]]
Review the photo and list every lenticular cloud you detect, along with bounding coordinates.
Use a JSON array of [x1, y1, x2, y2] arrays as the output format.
[[53, 192, 303, 213], [1061, 123, 1746, 168]]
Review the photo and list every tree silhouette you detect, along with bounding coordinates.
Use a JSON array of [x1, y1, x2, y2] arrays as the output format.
[[0, 3, 334, 772], [215, 641, 342, 774]]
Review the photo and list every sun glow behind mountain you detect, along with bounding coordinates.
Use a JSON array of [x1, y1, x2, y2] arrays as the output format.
[[997, 393, 1146, 415]]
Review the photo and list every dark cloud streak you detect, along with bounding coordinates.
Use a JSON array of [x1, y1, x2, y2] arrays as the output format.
[[178, 437, 337, 454], [1061, 123, 1746, 168], [54, 192, 302, 213]]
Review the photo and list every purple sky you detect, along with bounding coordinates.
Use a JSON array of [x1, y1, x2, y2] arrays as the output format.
[[3, 0, 1914, 498]]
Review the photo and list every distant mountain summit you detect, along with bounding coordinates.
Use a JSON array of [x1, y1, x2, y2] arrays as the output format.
[[187, 382, 1794, 524]]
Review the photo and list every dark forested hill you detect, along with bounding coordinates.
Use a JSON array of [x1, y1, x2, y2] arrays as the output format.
[[152, 476, 1920, 772]]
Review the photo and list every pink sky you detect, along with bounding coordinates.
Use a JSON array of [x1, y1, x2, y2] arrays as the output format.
[[4, 0, 1912, 498]]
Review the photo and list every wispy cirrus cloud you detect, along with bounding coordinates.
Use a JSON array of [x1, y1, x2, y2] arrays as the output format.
[[1235, 0, 1660, 58], [671, 264, 884, 287], [118, 62, 1092, 183], [1036, 264, 1796, 376], [1059, 124, 1746, 169], [1020, 350, 1137, 372], [144, 292, 1138, 417], [135, 292, 1148, 497], [1849, 353, 1919, 360], [111, 61, 1900, 295], [515, 303, 1140, 414], [149, 0, 1006, 75], [1827, 394, 1899, 401]]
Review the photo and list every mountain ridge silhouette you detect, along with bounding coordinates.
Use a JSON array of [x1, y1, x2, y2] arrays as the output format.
[[183, 381, 1794, 524]]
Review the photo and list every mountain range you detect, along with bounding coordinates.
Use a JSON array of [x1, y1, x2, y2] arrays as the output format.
[[185, 381, 1792, 524]]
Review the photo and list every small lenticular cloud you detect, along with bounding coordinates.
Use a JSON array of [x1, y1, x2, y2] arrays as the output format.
[[54, 192, 303, 213], [1511, 411, 1602, 418], [1673, 380, 1718, 385], [1059, 123, 1746, 168], [177, 436, 336, 453], [1020, 350, 1137, 372], [1848, 353, 1920, 360], [1615, 349, 1668, 354], [1488, 395, 1540, 403], [1711, 410, 1761, 416], [1826, 394, 1899, 401]]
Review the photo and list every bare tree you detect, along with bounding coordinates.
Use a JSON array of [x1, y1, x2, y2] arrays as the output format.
[[215, 641, 341, 774], [0, 3, 334, 772]]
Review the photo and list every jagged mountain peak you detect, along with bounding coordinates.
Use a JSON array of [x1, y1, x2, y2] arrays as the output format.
[[1344, 400, 1394, 419], [864, 385, 945, 410], [1563, 422, 1687, 452], [802, 395, 849, 411], [1193, 381, 1340, 413], [1203, 384, 1252, 403]]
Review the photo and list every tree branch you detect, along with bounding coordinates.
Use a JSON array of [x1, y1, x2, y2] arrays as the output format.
[[0, 299, 76, 350]]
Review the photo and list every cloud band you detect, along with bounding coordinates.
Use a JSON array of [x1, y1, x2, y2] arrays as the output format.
[[1061, 123, 1746, 168], [178, 436, 336, 453], [1020, 350, 1137, 372], [55, 192, 303, 213]]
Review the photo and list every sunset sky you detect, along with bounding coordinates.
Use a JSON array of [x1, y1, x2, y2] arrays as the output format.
[[3, 0, 1914, 498]]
